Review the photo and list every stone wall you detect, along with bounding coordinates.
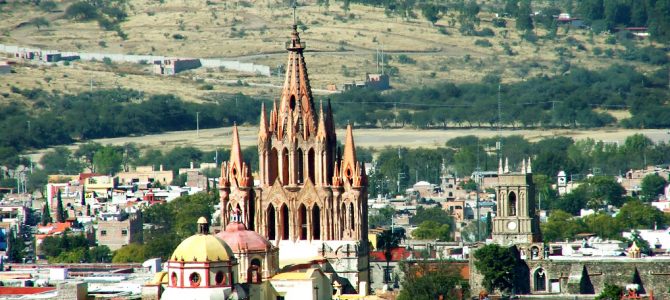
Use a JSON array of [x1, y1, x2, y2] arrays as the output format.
[[470, 255, 670, 298]]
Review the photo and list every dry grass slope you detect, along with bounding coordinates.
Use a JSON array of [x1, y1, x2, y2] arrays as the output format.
[[0, 0, 654, 106]]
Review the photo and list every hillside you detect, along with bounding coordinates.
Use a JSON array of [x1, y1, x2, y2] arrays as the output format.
[[1, 0, 666, 105]]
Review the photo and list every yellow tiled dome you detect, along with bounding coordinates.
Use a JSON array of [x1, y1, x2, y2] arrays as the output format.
[[170, 233, 235, 262]]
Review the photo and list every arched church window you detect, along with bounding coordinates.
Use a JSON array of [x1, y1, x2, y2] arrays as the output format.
[[267, 204, 276, 240], [269, 148, 278, 184], [189, 272, 201, 287], [534, 268, 546, 291], [508, 192, 517, 216], [281, 204, 289, 240], [248, 258, 262, 283], [297, 149, 304, 184], [307, 149, 315, 183], [282, 148, 289, 185], [171, 272, 178, 287], [312, 205, 321, 240], [289, 95, 296, 110], [299, 204, 307, 240]]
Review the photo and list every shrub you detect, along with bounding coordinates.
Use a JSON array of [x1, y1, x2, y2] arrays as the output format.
[[65, 2, 98, 21], [199, 84, 214, 90], [474, 39, 492, 47], [521, 30, 537, 43], [592, 47, 602, 56], [102, 57, 113, 66], [605, 36, 616, 45], [397, 54, 416, 64], [476, 27, 495, 37], [39, 0, 57, 12], [492, 18, 507, 28], [172, 33, 186, 40]]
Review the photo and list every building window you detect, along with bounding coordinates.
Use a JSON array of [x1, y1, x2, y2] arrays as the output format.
[[215, 271, 225, 286], [171, 272, 178, 287], [100, 230, 107, 236], [189, 272, 201, 287], [121, 229, 128, 236]]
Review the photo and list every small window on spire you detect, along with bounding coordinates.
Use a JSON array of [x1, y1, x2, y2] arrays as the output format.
[[289, 95, 296, 110]]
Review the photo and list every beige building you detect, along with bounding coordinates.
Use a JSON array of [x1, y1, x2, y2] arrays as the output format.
[[117, 166, 173, 186], [96, 212, 142, 251]]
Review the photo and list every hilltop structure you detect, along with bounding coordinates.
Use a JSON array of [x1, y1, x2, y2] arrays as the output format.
[[219, 22, 370, 293]]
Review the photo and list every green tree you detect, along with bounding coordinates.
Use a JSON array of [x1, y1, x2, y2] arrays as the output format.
[[112, 243, 147, 263], [40, 147, 82, 174], [376, 228, 404, 284], [421, 4, 441, 25], [31, 17, 50, 30], [647, 1, 670, 43], [56, 190, 66, 223], [515, 0, 534, 31], [640, 173, 667, 202], [410, 206, 453, 227], [41, 201, 52, 226], [75, 142, 103, 172], [341, 0, 350, 13], [541, 210, 587, 241], [580, 176, 626, 209], [369, 205, 395, 229], [39, 0, 57, 12], [473, 244, 516, 293], [616, 199, 666, 230], [583, 213, 621, 240], [90, 245, 112, 263], [504, 0, 518, 16], [595, 283, 623, 300], [397, 260, 466, 300], [7, 230, 26, 263], [412, 221, 451, 241], [93, 145, 123, 175], [627, 230, 651, 256]]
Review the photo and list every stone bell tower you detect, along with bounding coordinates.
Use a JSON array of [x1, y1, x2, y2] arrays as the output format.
[[492, 158, 542, 247]]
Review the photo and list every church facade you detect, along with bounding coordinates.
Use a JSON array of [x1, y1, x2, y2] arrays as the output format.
[[219, 24, 369, 293]]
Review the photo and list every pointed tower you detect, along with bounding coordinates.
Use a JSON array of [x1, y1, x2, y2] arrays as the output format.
[[227, 20, 369, 294], [220, 125, 254, 229]]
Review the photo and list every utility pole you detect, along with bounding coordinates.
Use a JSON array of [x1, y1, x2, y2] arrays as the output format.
[[381, 43, 385, 75], [476, 140, 481, 241], [196, 112, 200, 137], [497, 83, 502, 161]]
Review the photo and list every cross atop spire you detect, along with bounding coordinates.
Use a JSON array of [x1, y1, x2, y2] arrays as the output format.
[[292, 1, 298, 28]]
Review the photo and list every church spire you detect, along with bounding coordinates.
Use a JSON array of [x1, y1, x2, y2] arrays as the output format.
[[228, 124, 252, 187], [230, 124, 243, 170], [341, 123, 361, 186], [316, 100, 328, 141], [259, 102, 268, 142], [277, 12, 316, 140]]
